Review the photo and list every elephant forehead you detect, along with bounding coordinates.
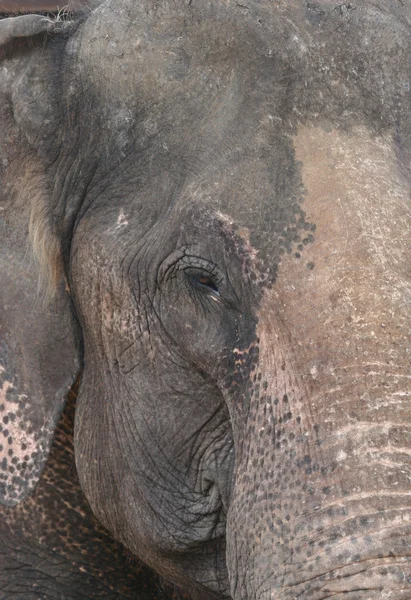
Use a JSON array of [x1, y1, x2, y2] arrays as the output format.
[[258, 125, 410, 388], [172, 140, 312, 284], [69, 0, 410, 289], [290, 125, 411, 309], [191, 122, 409, 277]]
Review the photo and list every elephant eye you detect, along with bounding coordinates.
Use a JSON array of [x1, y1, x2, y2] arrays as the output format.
[[197, 275, 220, 294], [188, 272, 220, 296]]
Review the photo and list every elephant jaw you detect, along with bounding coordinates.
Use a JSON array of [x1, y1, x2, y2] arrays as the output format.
[[224, 126, 410, 599]]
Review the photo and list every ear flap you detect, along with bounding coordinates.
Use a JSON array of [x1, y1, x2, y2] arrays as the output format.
[[0, 14, 56, 47], [0, 14, 80, 506]]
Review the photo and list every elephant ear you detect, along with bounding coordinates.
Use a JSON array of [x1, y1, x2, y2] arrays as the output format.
[[0, 14, 56, 45], [0, 15, 80, 506]]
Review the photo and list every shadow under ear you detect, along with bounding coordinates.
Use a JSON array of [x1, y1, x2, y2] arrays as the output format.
[[0, 13, 80, 506]]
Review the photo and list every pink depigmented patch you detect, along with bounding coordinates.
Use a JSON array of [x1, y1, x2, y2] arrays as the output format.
[[0, 367, 51, 505]]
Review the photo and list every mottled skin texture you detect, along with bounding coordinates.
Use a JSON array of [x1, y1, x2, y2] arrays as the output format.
[[0, 386, 187, 599], [0, 2, 410, 600]]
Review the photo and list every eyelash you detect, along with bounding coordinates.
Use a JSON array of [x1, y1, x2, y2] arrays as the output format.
[[187, 272, 221, 296]]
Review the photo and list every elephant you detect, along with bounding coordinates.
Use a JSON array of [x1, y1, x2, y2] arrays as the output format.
[[0, 1, 410, 599]]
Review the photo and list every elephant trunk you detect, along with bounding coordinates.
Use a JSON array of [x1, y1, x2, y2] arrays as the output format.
[[226, 298, 411, 599]]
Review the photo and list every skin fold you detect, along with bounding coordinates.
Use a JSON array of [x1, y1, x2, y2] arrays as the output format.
[[0, 386, 187, 599], [0, 2, 410, 599]]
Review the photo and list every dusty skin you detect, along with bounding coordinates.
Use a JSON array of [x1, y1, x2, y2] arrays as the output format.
[[228, 127, 410, 598]]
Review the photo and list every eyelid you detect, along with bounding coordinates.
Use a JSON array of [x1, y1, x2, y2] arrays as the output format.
[[187, 272, 221, 296], [180, 255, 241, 310], [180, 254, 220, 275], [160, 250, 241, 311], [180, 256, 224, 284]]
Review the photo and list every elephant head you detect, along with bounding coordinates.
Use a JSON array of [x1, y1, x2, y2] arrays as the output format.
[[0, 2, 410, 599]]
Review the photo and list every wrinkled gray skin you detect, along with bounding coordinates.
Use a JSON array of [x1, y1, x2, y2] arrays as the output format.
[[0, 2, 410, 599]]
